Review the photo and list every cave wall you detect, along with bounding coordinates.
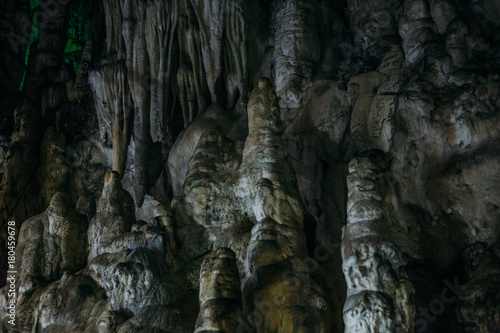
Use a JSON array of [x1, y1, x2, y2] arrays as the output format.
[[0, 0, 500, 332]]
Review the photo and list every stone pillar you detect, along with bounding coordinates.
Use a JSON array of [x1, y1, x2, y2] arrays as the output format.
[[342, 157, 415, 333], [194, 248, 248, 332], [242, 79, 330, 332]]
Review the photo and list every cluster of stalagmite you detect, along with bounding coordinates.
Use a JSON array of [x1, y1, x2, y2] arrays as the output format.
[[342, 157, 415, 333]]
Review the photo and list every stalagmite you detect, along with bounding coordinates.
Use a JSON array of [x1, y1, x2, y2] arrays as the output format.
[[399, 0, 437, 63], [16, 192, 87, 298], [1, 0, 500, 331], [342, 157, 415, 333], [457, 242, 500, 332], [87, 171, 135, 261], [194, 248, 248, 332], [346, 0, 400, 53], [242, 80, 330, 332]]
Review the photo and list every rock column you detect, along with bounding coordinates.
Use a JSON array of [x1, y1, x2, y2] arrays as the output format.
[[194, 248, 247, 333], [342, 157, 415, 333]]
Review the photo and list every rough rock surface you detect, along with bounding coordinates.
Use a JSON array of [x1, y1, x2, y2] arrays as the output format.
[[0, 0, 500, 332]]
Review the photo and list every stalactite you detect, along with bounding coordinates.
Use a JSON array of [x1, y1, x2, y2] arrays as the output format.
[[177, 0, 209, 122], [121, 0, 158, 207], [223, 1, 249, 110], [88, 62, 132, 177], [102, 0, 125, 60], [177, 63, 196, 128], [271, 0, 320, 108], [342, 157, 415, 333], [145, 0, 177, 144], [190, 0, 226, 104], [1, 1, 500, 331]]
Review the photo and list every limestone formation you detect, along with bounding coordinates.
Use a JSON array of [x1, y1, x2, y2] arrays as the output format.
[[194, 248, 247, 333], [87, 171, 135, 261], [271, 0, 320, 108], [88, 61, 132, 177], [16, 192, 87, 298], [399, 0, 437, 63], [457, 242, 500, 332], [342, 158, 415, 333], [0, 0, 499, 332]]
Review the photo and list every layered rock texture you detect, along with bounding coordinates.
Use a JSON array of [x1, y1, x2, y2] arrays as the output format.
[[1, 0, 500, 332]]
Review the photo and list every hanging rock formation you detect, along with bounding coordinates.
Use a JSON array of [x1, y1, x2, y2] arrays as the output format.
[[271, 0, 320, 109], [88, 61, 132, 177]]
